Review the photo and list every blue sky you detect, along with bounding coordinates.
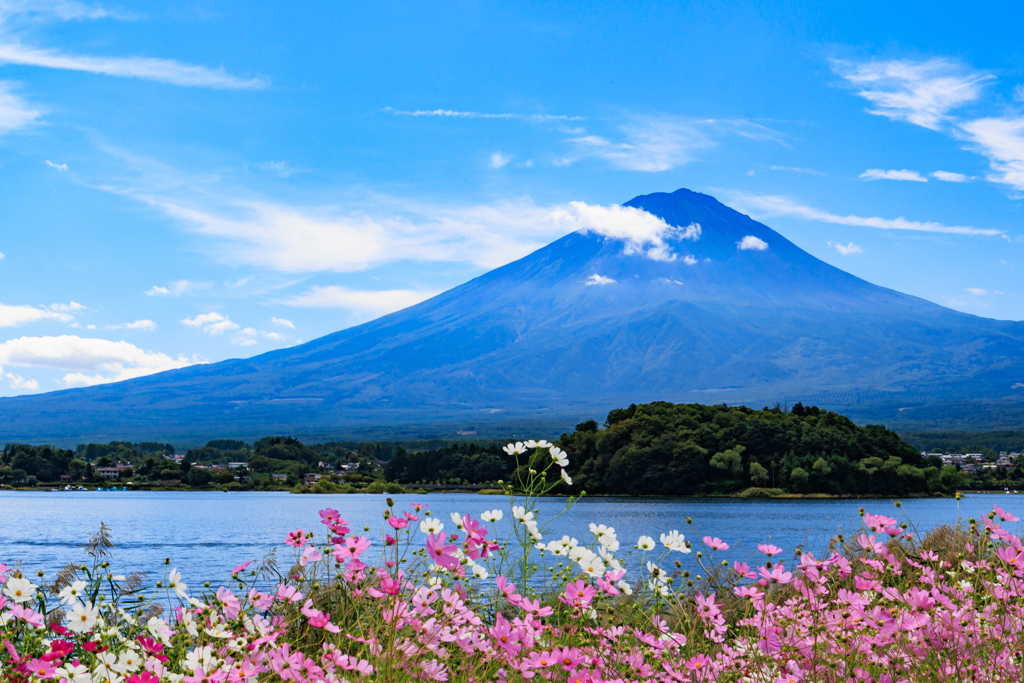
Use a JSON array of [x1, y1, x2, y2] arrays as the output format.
[[1, 0, 1024, 396]]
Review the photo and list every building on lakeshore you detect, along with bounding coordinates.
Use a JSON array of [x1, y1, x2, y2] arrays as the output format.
[[96, 467, 120, 479], [304, 473, 322, 485]]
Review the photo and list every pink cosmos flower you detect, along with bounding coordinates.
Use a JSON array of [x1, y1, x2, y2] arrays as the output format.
[[425, 532, 459, 570], [216, 587, 241, 619], [276, 584, 303, 604], [733, 561, 757, 579], [997, 545, 1022, 566], [300, 546, 322, 567], [49, 642, 74, 658], [526, 651, 556, 669], [284, 530, 306, 548], [10, 604, 43, 628], [994, 505, 1020, 522], [319, 508, 342, 525], [0, 563, 7, 582], [495, 576, 522, 606], [685, 654, 712, 672], [552, 647, 585, 671], [126, 673, 161, 683], [906, 588, 936, 610], [334, 536, 371, 563], [232, 561, 251, 574], [734, 585, 761, 599], [757, 544, 783, 557], [695, 592, 721, 618], [559, 579, 596, 609], [758, 564, 793, 584], [27, 658, 56, 679], [387, 515, 408, 531], [227, 661, 264, 683], [703, 536, 729, 550]]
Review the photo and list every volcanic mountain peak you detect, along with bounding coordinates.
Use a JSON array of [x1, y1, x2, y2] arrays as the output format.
[[2, 187, 1023, 443]]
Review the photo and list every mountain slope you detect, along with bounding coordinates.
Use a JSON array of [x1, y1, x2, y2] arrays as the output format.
[[3, 188, 1024, 442]]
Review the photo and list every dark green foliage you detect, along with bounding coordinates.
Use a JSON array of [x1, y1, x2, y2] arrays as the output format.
[[559, 401, 959, 496], [901, 430, 1024, 457], [384, 443, 516, 485]]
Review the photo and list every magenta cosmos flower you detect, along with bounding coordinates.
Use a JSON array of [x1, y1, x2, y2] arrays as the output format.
[[425, 531, 460, 570]]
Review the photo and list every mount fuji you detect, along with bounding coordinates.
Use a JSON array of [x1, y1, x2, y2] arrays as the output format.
[[3, 188, 1024, 443]]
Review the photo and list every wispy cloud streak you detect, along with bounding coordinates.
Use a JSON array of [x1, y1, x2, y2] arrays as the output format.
[[728, 192, 1002, 236], [0, 43, 268, 89]]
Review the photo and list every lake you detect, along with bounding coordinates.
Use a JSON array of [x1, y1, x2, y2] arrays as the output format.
[[2, 491, 1021, 587]]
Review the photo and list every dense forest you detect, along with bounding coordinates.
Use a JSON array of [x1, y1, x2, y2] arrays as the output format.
[[558, 402, 966, 496]]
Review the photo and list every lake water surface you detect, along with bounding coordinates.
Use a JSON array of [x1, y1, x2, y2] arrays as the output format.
[[2, 491, 1021, 586]]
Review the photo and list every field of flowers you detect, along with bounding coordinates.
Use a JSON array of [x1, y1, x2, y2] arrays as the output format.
[[3, 440, 1024, 682]]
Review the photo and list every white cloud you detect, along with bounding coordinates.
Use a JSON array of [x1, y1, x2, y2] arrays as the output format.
[[45, 159, 67, 171], [271, 317, 295, 329], [585, 274, 615, 286], [727, 192, 1003, 237], [145, 280, 210, 297], [552, 202, 700, 262], [967, 287, 987, 295], [738, 235, 769, 251], [0, 334, 192, 386], [0, 43, 268, 89], [931, 170, 969, 182], [828, 241, 862, 255], [831, 58, 991, 130], [860, 168, 927, 182], [0, 80, 40, 135], [0, 251, 4, 259], [281, 286, 438, 316], [0, 365, 39, 391], [231, 337, 257, 346], [254, 161, 303, 177], [107, 319, 156, 331], [683, 254, 698, 265], [1013, 383, 1024, 389], [489, 152, 511, 169], [565, 117, 713, 171], [180, 312, 239, 335], [262, 331, 285, 340], [0, 301, 82, 327], [0, 1, 136, 22], [958, 116, 1024, 192], [383, 107, 583, 122]]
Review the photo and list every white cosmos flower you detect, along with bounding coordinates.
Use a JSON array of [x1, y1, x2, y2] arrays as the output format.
[[450, 512, 465, 530], [637, 536, 656, 551], [646, 561, 667, 583], [525, 520, 542, 541], [181, 611, 199, 637], [168, 568, 188, 599], [471, 564, 489, 580], [599, 547, 623, 572], [535, 440, 552, 449], [420, 518, 444, 534], [481, 509, 503, 522], [66, 601, 100, 633], [4, 577, 38, 603], [56, 662, 92, 683], [617, 580, 634, 596], [117, 650, 142, 672], [147, 616, 172, 644], [184, 646, 215, 674], [568, 545, 591, 562], [660, 530, 689, 553], [578, 554, 606, 578], [589, 523, 613, 536], [503, 442, 526, 455], [59, 580, 88, 605], [512, 506, 534, 522], [550, 447, 569, 467], [560, 469, 572, 486], [648, 580, 670, 597]]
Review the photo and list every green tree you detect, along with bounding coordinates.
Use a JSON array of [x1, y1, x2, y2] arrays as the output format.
[[750, 461, 769, 485]]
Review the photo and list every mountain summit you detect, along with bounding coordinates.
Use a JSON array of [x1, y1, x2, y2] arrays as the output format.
[[3, 188, 1024, 442]]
